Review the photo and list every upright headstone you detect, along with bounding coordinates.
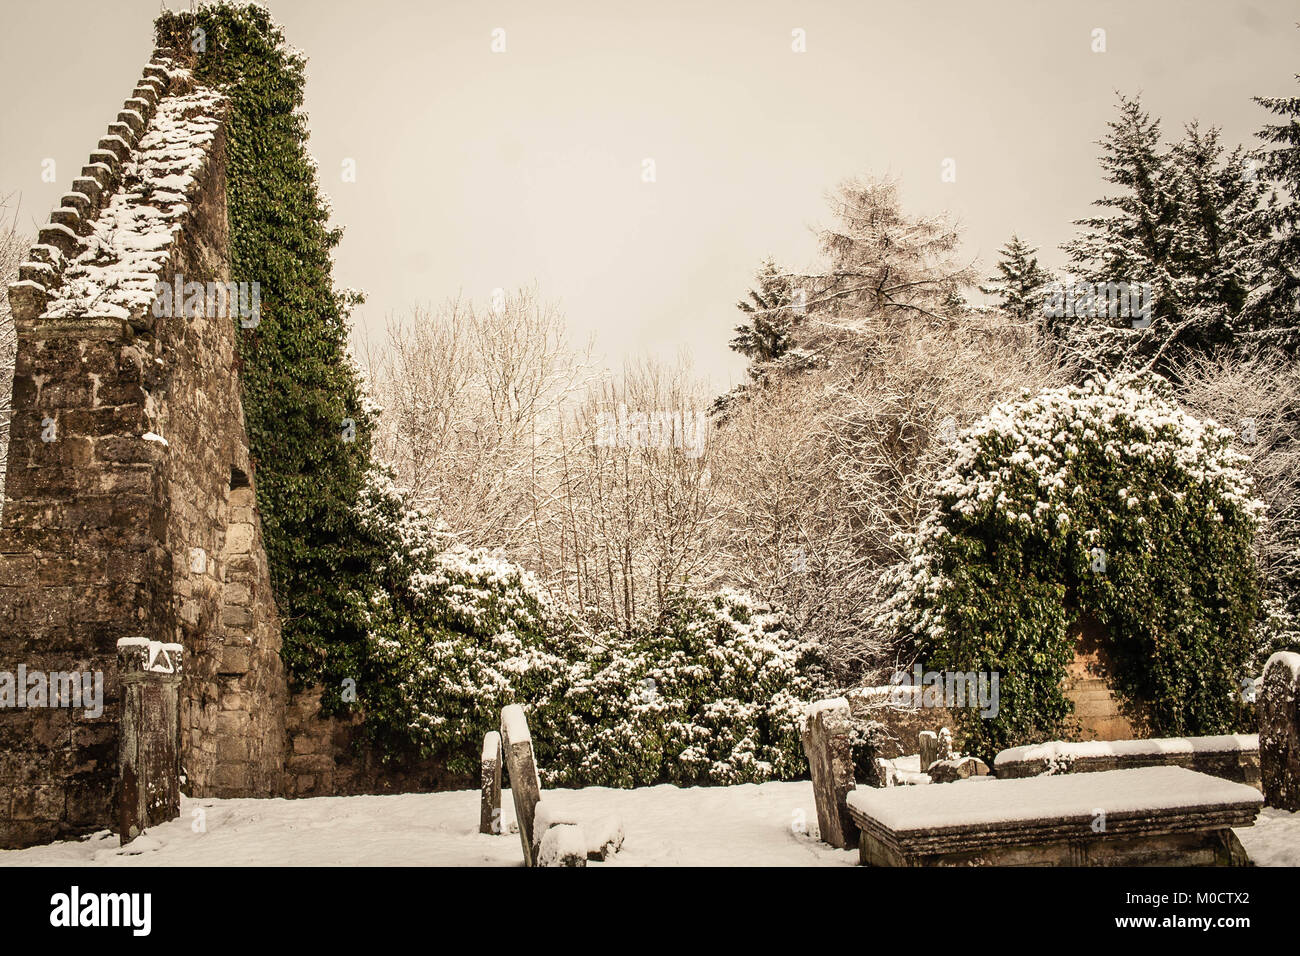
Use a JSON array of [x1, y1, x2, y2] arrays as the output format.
[[501, 704, 543, 865], [117, 638, 184, 845], [918, 731, 939, 772], [480, 730, 502, 834], [1260, 651, 1300, 811], [800, 698, 858, 850]]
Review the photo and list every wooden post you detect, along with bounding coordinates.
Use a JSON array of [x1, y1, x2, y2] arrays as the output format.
[[501, 704, 542, 866], [480, 730, 502, 834]]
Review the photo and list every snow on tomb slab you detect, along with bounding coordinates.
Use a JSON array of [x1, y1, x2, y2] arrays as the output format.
[[846, 766, 1262, 834], [995, 734, 1260, 767], [501, 704, 531, 743], [482, 730, 501, 761]]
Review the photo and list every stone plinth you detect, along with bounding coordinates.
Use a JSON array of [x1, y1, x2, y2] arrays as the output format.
[[995, 734, 1261, 788]]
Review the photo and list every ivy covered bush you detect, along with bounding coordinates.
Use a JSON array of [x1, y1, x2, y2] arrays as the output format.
[[879, 375, 1263, 761], [353, 470, 822, 785]]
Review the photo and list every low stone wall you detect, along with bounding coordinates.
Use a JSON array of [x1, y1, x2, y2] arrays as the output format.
[[994, 734, 1260, 788], [844, 686, 956, 766], [283, 686, 470, 797]]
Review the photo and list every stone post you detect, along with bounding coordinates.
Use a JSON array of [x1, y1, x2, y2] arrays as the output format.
[[501, 704, 542, 866], [1260, 651, 1300, 811], [480, 730, 502, 834], [919, 730, 939, 772], [800, 697, 858, 850], [117, 638, 184, 845]]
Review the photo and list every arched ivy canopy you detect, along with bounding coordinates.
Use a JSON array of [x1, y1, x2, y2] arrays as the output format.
[[880, 376, 1262, 761]]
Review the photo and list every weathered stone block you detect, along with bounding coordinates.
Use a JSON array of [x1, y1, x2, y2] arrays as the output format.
[[1260, 652, 1300, 811], [480, 730, 502, 835], [501, 704, 542, 866], [800, 697, 857, 850]]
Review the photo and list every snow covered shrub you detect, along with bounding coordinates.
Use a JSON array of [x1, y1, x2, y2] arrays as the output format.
[[879, 375, 1263, 761], [545, 591, 822, 788], [1176, 348, 1300, 670], [352, 471, 822, 784], [350, 469, 581, 775]]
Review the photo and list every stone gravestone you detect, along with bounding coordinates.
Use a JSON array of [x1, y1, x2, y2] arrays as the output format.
[[800, 698, 858, 850], [501, 704, 543, 866], [926, 756, 991, 784], [117, 638, 184, 845], [1259, 651, 1300, 811], [480, 730, 502, 835], [918, 731, 938, 772]]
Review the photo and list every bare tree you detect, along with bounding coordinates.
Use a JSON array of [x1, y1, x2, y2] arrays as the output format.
[[1176, 348, 1300, 646], [711, 178, 1067, 682], [364, 287, 593, 551], [0, 195, 27, 503], [549, 357, 721, 633]]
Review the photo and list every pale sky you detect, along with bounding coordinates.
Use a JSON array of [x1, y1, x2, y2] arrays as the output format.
[[2, 0, 1297, 390]]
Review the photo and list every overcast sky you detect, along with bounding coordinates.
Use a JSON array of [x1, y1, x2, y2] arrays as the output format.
[[2, 1, 1297, 389]]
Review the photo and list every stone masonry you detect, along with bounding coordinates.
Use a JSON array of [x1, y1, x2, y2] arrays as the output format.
[[0, 55, 286, 847], [0, 41, 493, 850]]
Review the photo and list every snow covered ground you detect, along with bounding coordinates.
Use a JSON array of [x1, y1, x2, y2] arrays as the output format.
[[0, 780, 1293, 867], [0, 781, 855, 867]]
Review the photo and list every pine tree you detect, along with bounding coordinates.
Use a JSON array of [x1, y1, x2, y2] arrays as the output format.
[[979, 234, 1055, 325], [1064, 96, 1269, 374], [1248, 66, 1300, 352], [1063, 95, 1180, 325], [729, 258, 801, 368]]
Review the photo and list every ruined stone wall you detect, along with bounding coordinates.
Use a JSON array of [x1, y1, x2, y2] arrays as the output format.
[[0, 56, 286, 847], [1063, 614, 1140, 741], [285, 685, 470, 797]]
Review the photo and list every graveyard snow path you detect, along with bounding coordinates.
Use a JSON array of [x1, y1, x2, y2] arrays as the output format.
[[0, 781, 856, 867], [0, 780, 1295, 867]]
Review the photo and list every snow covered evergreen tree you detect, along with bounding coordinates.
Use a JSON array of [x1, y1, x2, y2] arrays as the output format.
[[979, 234, 1055, 326], [730, 257, 801, 368], [1063, 97, 1269, 375], [1247, 64, 1300, 352]]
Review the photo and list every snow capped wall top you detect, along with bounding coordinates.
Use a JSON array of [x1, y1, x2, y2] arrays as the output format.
[[6, 54, 226, 328]]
